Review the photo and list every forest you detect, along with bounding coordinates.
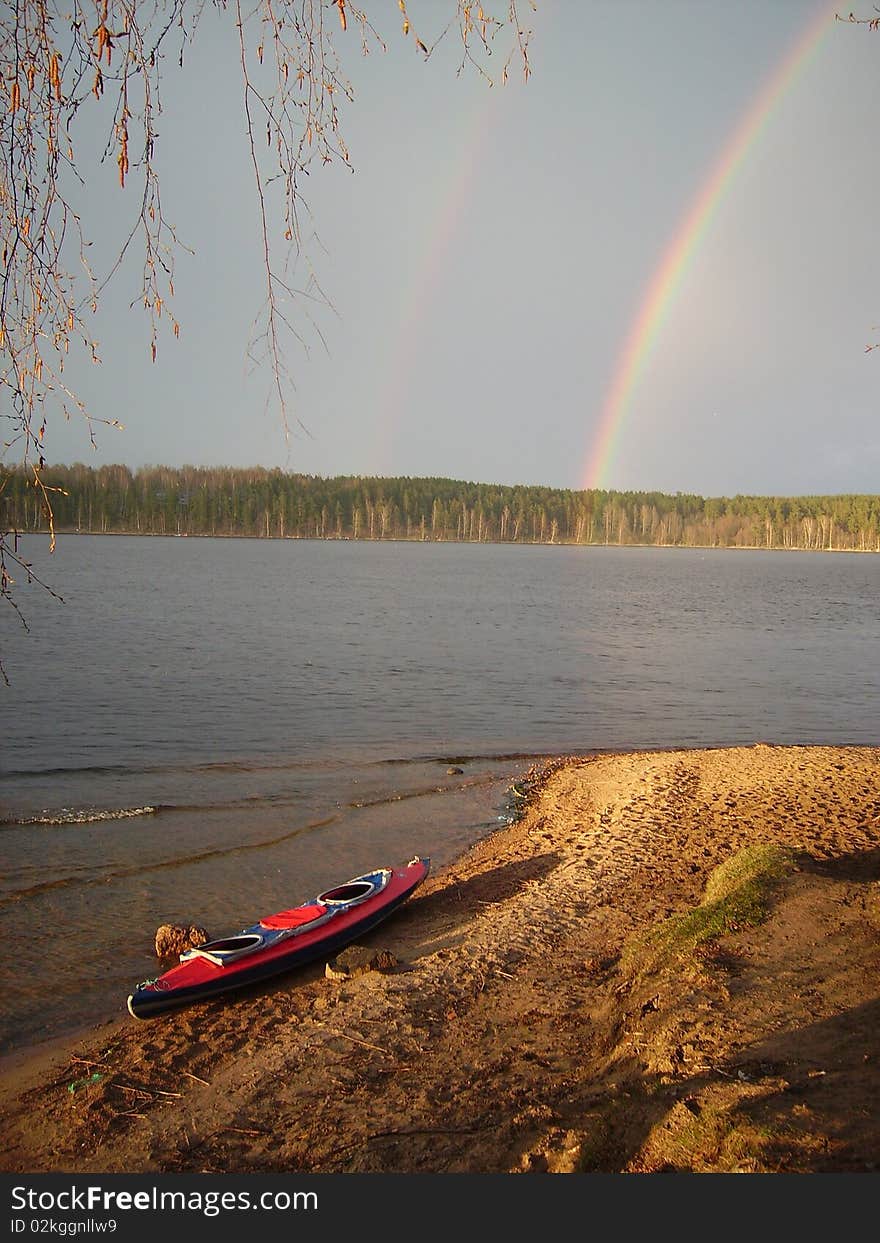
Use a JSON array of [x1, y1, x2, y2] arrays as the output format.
[[3, 464, 880, 552]]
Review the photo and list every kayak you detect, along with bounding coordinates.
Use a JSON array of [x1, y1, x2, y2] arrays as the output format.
[[127, 855, 430, 1019]]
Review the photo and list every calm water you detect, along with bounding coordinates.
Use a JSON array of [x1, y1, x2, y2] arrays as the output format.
[[2, 535, 878, 1053]]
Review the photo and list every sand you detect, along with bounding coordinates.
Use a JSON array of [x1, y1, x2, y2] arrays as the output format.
[[3, 743, 880, 1173]]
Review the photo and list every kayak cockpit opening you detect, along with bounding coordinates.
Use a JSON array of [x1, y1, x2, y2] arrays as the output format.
[[317, 868, 391, 907], [180, 932, 267, 966]]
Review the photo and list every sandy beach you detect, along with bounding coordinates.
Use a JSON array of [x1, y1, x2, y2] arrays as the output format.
[[3, 743, 880, 1174]]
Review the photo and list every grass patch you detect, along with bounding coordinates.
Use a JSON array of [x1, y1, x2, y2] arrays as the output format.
[[624, 843, 798, 971], [633, 1094, 782, 1172]]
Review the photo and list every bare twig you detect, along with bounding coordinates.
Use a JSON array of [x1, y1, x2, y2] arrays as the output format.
[[115, 1081, 182, 1099], [181, 1069, 210, 1086], [1, 2, 534, 671], [315, 1023, 391, 1056]]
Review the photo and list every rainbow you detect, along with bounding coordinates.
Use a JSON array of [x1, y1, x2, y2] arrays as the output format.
[[372, 95, 501, 471], [582, 1, 838, 493]]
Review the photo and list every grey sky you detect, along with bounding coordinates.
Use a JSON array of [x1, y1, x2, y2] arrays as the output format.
[[43, 1, 879, 496]]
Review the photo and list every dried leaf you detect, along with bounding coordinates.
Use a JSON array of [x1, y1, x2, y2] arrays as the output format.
[[49, 52, 62, 101]]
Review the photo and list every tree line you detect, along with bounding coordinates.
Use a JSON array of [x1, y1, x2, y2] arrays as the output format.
[[3, 464, 880, 552]]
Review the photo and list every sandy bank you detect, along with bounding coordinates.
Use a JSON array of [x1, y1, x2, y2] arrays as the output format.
[[3, 743, 880, 1173]]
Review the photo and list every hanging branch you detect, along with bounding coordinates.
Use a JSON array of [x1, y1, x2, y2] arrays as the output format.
[[0, 1, 535, 680]]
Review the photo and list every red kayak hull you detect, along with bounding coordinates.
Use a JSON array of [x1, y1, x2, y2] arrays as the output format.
[[127, 856, 429, 1019]]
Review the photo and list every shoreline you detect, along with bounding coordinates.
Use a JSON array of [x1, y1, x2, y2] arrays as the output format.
[[3, 742, 880, 1173], [14, 529, 880, 555]]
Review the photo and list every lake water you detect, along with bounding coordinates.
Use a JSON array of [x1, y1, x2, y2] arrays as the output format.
[[1, 535, 878, 1053]]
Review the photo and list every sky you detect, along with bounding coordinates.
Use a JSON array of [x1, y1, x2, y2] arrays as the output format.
[[35, 0, 880, 497]]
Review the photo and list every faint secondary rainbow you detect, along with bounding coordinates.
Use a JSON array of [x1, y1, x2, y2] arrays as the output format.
[[371, 94, 501, 472], [582, 1, 837, 492]]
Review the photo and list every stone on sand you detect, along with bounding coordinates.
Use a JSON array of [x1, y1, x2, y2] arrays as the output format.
[[325, 946, 399, 981], [155, 923, 210, 959]]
